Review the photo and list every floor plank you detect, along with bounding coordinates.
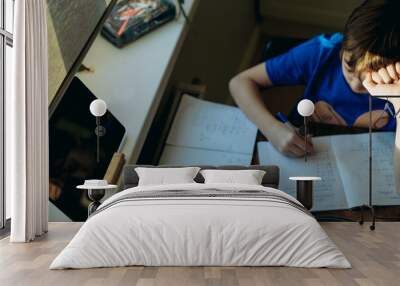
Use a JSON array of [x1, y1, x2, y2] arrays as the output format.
[[0, 222, 399, 286]]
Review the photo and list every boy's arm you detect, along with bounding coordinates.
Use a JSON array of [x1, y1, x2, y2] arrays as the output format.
[[363, 63, 400, 97], [229, 63, 313, 157], [363, 63, 400, 194], [363, 64, 400, 117]]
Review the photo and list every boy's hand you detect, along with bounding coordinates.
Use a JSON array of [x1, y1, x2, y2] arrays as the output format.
[[267, 121, 314, 158], [363, 63, 400, 96], [362, 62, 400, 110]]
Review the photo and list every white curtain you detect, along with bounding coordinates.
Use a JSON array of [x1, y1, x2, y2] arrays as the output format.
[[7, 0, 49, 242]]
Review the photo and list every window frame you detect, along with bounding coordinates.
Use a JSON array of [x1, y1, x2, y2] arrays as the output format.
[[0, 0, 13, 232]]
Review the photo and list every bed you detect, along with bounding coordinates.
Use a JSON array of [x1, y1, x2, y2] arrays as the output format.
[[50, 165, 350, 269]]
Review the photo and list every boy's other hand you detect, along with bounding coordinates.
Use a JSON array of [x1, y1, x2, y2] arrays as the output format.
[[267, 121, 314, 158], [363, 63, 400, 96], [363, 62, 400, 110]]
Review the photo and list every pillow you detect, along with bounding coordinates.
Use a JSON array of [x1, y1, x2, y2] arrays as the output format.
[[135, 167, 201, 186], [200, 169, 266, 185]]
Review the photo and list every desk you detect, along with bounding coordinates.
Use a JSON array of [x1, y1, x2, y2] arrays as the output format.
[[77, 0, 199, 165], [49, 2, 199, 221]]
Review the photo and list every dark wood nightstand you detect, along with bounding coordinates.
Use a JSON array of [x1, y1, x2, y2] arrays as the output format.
[[289, 177, 321, 210], [77, 184, 117, 216]]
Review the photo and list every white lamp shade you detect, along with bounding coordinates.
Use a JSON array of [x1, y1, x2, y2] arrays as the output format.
[[90, 99, 107, 117], [297, 99, 315, 117]]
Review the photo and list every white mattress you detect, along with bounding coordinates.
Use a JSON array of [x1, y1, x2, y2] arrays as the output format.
[[50, 183, 350, 269]]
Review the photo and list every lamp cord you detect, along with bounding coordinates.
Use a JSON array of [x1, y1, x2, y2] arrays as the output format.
[[304, 117, 308, 162], [96, 117, 100, 163]]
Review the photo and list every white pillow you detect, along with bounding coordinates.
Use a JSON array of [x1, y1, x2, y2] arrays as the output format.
[[200, 169, 266, 185], [135, 167, 201, 186]]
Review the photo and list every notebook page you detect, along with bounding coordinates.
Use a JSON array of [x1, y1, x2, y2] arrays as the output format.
[[160, 145, 252, 165], [331, 132, 400, 207], [166, 95, 257, 154], [258, 138, 348, 211]]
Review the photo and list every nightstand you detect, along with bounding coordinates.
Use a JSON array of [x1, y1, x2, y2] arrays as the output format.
[[289, 177, 321, 210], [77, 184, 117, 216]]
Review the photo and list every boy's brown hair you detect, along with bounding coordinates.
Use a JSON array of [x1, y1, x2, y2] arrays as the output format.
[[342, 0, 400, 73]]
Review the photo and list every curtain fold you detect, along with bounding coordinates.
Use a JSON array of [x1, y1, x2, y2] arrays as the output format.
[[7, 0, 48, 242]]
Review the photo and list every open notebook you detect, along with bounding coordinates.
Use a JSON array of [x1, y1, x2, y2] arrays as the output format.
[[258, 132, 400, 211]]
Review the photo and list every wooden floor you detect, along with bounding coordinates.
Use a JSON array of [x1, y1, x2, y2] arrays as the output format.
[[0, 222, 399, 286]]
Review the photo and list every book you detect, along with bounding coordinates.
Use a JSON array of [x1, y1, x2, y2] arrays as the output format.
[[102, 0, 176, 47], [258, 132, 400, 211]]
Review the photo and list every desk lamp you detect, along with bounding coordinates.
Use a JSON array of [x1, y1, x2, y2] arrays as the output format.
[[297, 99, 315, 162], [90, 99, 107, 163]]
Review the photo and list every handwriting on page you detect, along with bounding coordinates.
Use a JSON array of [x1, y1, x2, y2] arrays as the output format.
[[258, 138, 348, 211], [160, 146, 252, 165], [259, 132, 400, 211], [160, 95, 258, 165], [332, 133, 399, 207], [371, 133, 397, 203], [167, 95, 257, 154]]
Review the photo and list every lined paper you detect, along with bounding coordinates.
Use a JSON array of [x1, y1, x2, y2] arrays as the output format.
[[160, 95, 257, 165], [258, 132, 400, 211]]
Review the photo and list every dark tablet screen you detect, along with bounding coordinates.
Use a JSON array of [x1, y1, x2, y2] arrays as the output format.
[[49, 77, 125, 221]]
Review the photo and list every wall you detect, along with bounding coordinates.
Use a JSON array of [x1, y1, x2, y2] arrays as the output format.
[[46, 0, 110, 105], [167, 0, 257, 104], [260, 0, 361, 38], [166, 0, 360, 104]]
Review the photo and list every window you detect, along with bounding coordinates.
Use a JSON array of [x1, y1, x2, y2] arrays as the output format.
[[1, 0, 14, 230]]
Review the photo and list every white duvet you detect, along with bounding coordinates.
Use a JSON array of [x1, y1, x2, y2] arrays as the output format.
[[50, 183, 351, 269]]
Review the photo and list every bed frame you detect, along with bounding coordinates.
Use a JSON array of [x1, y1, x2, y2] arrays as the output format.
[[122, 165, 280, 189]]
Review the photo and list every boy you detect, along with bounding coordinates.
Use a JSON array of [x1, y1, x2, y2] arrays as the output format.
[[230, 0, 400, 158]]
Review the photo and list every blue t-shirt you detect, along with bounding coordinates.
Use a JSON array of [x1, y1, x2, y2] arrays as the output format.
[[265, 33, 396, 131]]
